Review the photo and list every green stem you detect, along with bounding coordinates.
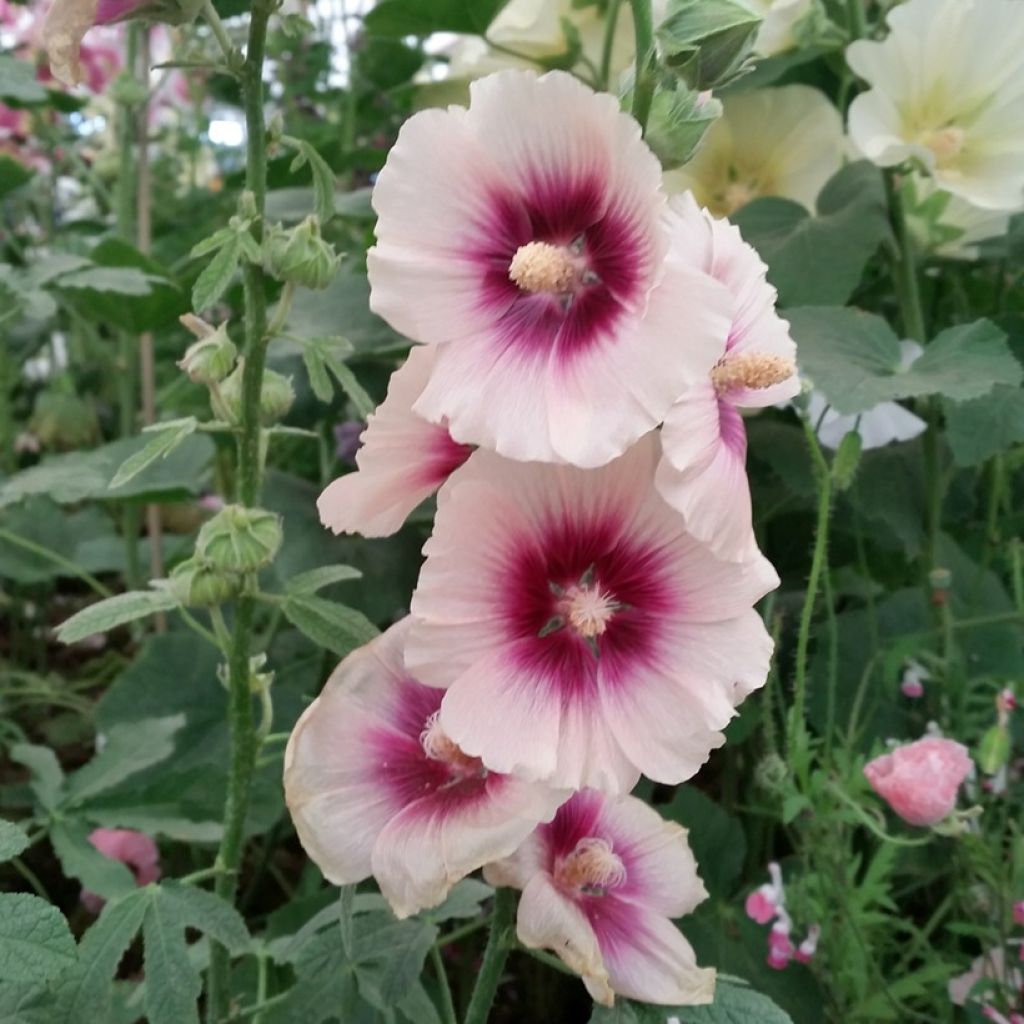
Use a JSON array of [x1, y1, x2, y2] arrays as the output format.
[[845, 0, 867, 39], [463, 888, 516, 1024], [790, 415, 832, 762], [206, 3, 275, 1021], [201, 0, 239, 65], [628, 0, 655, 134], [599, 0, 623, 90], [0, 528, 112, 598], [431, 945, 458, 1024]]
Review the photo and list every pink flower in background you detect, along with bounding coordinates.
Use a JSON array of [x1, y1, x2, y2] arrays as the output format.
[[485, 789, 714, 1007], [949, 947, 1024, 1006], [654, 193, 798, 562], [41, 0, 150, 86], [766, 924, 793, 970], [407, 434, 778, 793], [80, 827, 161, 913], [794, 924, 820, 965], [744, 861, 785, 925], [368, 69, 732, 467], [864, 736, 972, 826], [317, 347, 473, 538], [1013, 901, 1024, 926], [283, 618, 565, 919], [900, 660, 929, 700]]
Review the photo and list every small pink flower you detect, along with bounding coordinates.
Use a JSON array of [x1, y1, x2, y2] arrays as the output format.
[[368, 70, 733, 468], [767, 925, 794, 970], [998, 687, 1017, 715], [795, 924, 821, 964], [198, 493, 225, 513], [283, 618, 565, 919], [80, 828, 160, 913], [407, 434, 779, 793], [900, 659, 929, 699], [485, 789, 714, 1007], [744, 886, 778, 925], [864, 736, 972, 826], [317, 347, 472, 538], [1013, 901, 1024, 926], [654, 193, 798, 562]]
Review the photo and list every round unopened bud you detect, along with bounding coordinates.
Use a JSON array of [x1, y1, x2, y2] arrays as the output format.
[[177, 322, 237, 385], [265, 216, 341, 291], [219, 361, 296, 426], [196, 504, 283, 574], [755, 753, 788, 795], [170, 557, 240, 607]]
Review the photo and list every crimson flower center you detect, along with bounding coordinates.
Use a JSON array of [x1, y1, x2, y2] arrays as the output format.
[[554, 836, 626, 897], [420, 711, 485, 780]]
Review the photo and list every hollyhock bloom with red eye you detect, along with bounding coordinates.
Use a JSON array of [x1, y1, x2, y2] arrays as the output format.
[[485, 789, 715, 1007], [864, 736, 973, 827], [407, 434, 778, 793], [368, 69, 732, 468], [80, 828, 161, 913], [655, 193, 799, 562], [317, 347, 473, 538], [283, 618, 565, 919]]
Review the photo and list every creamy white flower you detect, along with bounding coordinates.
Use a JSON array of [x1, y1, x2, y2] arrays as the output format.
[[663, 85, 845, 216], [747, 0, 812, 56], [904, 176, 1012, 260], [847, 0, 1024, 211]]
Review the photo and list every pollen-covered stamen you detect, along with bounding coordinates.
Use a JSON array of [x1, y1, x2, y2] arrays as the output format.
[[561, 582, 618, 638], [420, 711, 483, 776], [922, 125, 966, 165], [508, 241, 579, 294], [711, 351, 796, 395], [555, 836, 627, 897]]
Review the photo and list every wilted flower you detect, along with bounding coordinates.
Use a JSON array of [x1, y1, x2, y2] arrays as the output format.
[[864, 736, 973, 827], [663, 85, 845, 216], [407, 434, 778, 793], [80, 827, 161, 913], [317, 347, 472, 538], [655, 193, 798, 562], [485, 789, 715, 1007], [846, 0, 1024, 211], [368, 69, 732, 467], [283, 618, 565, 919]]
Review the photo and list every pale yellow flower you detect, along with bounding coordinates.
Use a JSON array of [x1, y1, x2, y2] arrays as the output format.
[[747, 0, 812, 56]]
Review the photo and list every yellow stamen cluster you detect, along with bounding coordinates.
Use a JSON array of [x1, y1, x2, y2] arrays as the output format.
[[420, 712, 481, 773], [711, 352, 796, 395], [562, 584, 618, 638], [556, 837, 627, 894], [508, 241, 577, 294], [922, 125, 966, 165]]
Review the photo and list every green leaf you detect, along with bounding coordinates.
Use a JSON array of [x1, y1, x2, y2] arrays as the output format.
[[282, 594, 379, 656], [301, 345, 333, 403], [142, 891, 201, 1024], [906, 320, 1022, 403], [590, 979, 793, 1023], [354, 915, 439, 1011], [365, 0, 510, 35], [55, 266, 157, 297], [50, 821, 136, 901], [325, 357, 375, 418], [56, 591, 181, 644], [0, 980, 53, 1023], [0, 820, 29, 864], [189, 226, 238, 259], [659, 787, 746, 897], [156, 882, 250, 956], [64, 716, 185, 804], [286, 564, 363, 596], [0, 55, 48, 103], [9, 744, 65, 811], [732, 162, 889, 307], [646, 86, 722, 170], [192, 232, 241, 312], [287, 140, 337, 226], [944, 385, 1024, 466], [421, 878, 494, 923], [0, 895, 77, 986], [109, 419, 199, 490], [0, 155, 33, 199], [52, 889, 149, 1021]]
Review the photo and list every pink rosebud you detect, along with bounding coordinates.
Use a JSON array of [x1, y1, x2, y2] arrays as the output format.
[[863, 736, 973, 826], [1013, 901, 1024, 926], [81, 827, 161, 913], [745, 886, 778, 925]]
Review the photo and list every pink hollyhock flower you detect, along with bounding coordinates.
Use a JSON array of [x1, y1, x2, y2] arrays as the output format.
[[766, 925, 794, 970], [744, 887, 778, 925], [407, 434, 779, 793], [654, 193, 798, 562], [283, 617, 565, 919], [1014, 901, 1024, 926], [864, 736, 973, 826], [317, 347, 473, 538], [80, 827, 161, 913], [368, 69, 733, 468], [485, 789, 715, 1007]]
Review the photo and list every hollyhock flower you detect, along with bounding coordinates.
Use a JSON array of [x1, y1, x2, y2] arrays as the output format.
[[864, 736, 973, 827], [654, 193, 798, 561], [900, 659, 929, 700], [846, 0, 1024, 211], [407, 434, 779, 793], [368, 69, 733, 468], [747, 0, 812, 57], [283, 618, 565, 919], [766, 924, 794, 970], [80, 828, 161, 913], [663, 85, 845, 217], [485, 789, 714, 1007], [904, 177, 1012, 260], [949, 947, 1024, 1005], [317, 347, 473, 538]]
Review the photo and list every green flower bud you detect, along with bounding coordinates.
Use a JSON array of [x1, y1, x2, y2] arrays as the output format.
[[169, 557, 241, 607], [978, 724, 1012, 776], [657, 0, 762, 90], [177, 322, 237, 385], [195, 504, 283, 574], [754, 753, 788, 794], [831, 430, 863, 492], [264, 216, 341, 291], [219, 360, 296, 426]]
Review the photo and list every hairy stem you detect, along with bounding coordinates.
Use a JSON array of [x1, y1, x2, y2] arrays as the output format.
[[629, 0, 655, 134], [463, 888, 517, 1024], [205, 1, 274, 1020]]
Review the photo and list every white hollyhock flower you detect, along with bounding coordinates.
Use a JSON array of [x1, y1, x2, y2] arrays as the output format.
[[747, 0, 812, 56], [903, 176, 1012, 260], [663, 85, 845, 216], [847, 0, 1024, 211]]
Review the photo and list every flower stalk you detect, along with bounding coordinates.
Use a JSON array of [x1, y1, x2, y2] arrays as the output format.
[[629, 0, 656, 133], [463, 887, 517, 1024]]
